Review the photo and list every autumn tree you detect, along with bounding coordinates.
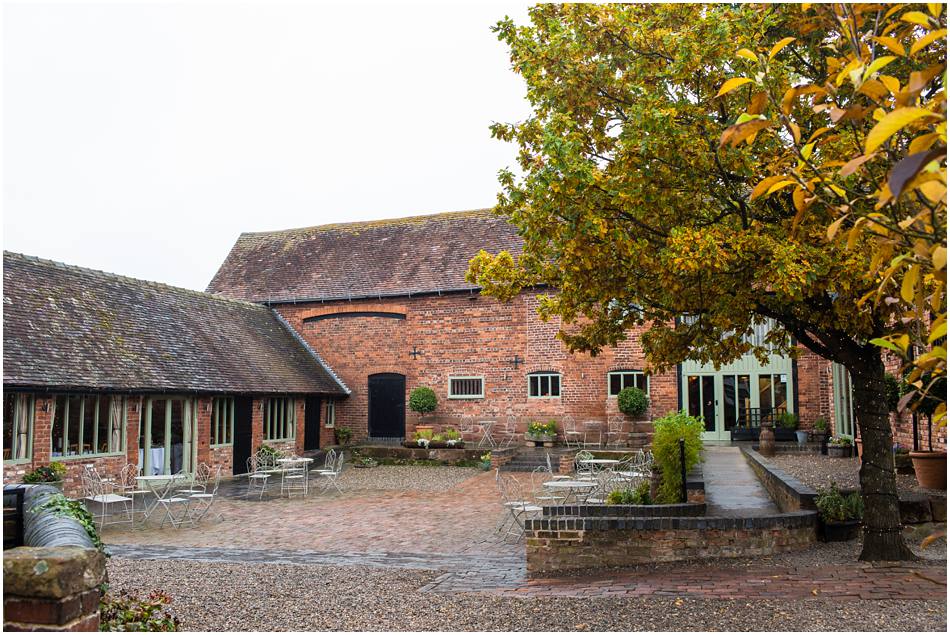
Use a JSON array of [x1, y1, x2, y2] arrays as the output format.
[[468, 3, 945, 560]]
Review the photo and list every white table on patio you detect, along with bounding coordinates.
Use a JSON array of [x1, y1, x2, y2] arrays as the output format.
[[136, 473, 190, 525], [542, 479, 597, 504], [277, 457, 313, 496]]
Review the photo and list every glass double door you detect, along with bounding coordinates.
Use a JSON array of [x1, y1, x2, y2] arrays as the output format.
[[682, 369, 794, 441], [139, 397, 198, 475]]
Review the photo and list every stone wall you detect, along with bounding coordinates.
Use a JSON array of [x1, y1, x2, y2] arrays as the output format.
[[3, 546, 106, 631], [525, 512, 817, 576], [741, 447, 817, 512]]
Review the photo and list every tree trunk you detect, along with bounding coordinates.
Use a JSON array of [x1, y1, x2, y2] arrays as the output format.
[[847, 347, 916, 561]]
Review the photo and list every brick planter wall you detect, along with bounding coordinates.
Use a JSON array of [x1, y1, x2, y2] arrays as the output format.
[[741, 447, 817, 512], [3, 546, 106, 631], [525, 512, 817, 577]]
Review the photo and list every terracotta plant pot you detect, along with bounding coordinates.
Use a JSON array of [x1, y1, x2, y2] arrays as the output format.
[[910, 451, 947, 490]]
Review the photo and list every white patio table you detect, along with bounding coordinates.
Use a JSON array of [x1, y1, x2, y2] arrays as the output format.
[[277, 457, 313, 497], [136, 474, 190, 526], [542, 479, 597, 504]]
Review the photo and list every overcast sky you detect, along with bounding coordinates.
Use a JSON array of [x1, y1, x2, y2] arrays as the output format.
[[2, 0, 532, 290]]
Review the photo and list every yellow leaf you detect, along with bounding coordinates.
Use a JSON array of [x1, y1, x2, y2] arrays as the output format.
[[793, 187, 808, 213], [872, 36, 906, 57], [901, 264, 920, 303], [716, 77, 754, 98], [928, 3, 943, 18], [789, 121, 801, 144], [911, 29, 947, 56], [879, 75, 900, 95], [933, 246, 947, 271], [909, 132, 940, 154], [766, 180, 798, 196], [750, 175, 788, 201], [807, 127, 832, 143], [865, 108, 942, 154], [920, 181, 946, 203], [884, 5, 904, 20], [736, 48, 758, 62], [901, 11, 934, 28], [827, 216, 846, 241], [769, 37, 796, 60], [863, 56, 897, 81], [930, 322, 948, 343], [840, 153, 876, 177]]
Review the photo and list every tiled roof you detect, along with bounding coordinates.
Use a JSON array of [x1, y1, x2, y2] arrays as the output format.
[[3, 251, 348, 395], [205, 209, 524, 302]]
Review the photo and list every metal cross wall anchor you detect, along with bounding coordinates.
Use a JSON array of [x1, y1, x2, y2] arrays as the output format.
[[508, 355, 523, 369], [410, 346, 423, 359]]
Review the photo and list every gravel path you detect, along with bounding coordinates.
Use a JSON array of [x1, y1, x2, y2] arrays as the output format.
[[337, 465, 480, 492], [768, 454, 944, 498], [105, 558, 946, 632]]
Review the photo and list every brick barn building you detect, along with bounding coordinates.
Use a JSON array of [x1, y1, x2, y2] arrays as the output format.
[[4, 210, 943, 486]]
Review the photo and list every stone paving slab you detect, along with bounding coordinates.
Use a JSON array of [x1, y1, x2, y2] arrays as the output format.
[[703, 445, 779, 517]]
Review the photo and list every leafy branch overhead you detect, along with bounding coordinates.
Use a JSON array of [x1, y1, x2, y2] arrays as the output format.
[[717, 3, 946, 423]]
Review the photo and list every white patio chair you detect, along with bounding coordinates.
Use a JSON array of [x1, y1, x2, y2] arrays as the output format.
[[316, 452, 345, 494], [177, 462, 211, 495], [605, 420, 626, 448], [246, 456, 271, 499], [185, 465, 223, 525], [530, 466, 563, 505], [82, 467, 133, 530], [497, 474, 541, 543], [562, 415, 582, 449], [497, 416, 520, 450], [115, 463, 149, 521], [281, 460, 308, 498], [582, 420, 603, 448], [574, 450, 596, 481], [310, 449, 337, 476], [477, 420, 497, 449]]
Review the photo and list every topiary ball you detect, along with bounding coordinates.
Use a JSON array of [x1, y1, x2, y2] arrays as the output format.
[[409, 386, 438, 414], [617, 386, 649, 418]]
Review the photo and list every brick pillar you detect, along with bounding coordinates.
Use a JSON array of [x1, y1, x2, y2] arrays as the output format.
[[3, 546, 106, 631], [195, 397, 212, 466], [295, 398, 306, 456]]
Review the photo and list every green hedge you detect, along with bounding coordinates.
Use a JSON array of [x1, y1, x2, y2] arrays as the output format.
[[617, 387, 649, 417], [652, 411, 704, 503], [408, 387, 437, 414]]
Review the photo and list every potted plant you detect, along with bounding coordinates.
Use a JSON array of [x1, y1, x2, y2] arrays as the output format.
[[412, 428, 433, 448], [776, 412, 806, 446], [774, 411, 798, 442], [22, 461, 67, 490], [813, 417, 830, 454], [525, 420, 557, 447], [617, 386, 649, 420], [827, 435, 853, 458], [479, 452, 492, 471], [409, 387, 437, 433], [908, 374, 947, 490], [334, 426, 352, 446], [815, 484, 863, 542], [443, 427, 464, 448]]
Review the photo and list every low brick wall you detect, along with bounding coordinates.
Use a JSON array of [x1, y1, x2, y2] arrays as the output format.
[[525, 511, 817, 577], [741, 447, 817, 512], [542, 502, 705, 518], [351, 445, 483, 462]]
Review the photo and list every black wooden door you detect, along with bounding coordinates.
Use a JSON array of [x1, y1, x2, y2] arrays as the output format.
[[304, 396, 322, 451], [232, 396, 253, 473], [368, 373, 406, 439]]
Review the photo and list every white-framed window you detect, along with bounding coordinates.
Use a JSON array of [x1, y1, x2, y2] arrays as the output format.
[[3, 393, 34, 462], [264, 397, 296, 441], [608, 371, 649, 396], [50, 394, 126, 457], [211, 397, 234, 446], [325, 400, 336, 428], [448, 376, 485, 399], [528, 372, 561, 398]]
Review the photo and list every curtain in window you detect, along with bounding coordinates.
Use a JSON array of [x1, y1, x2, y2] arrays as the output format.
[[111, 397, 123, 452], [13, 394, 31, 460]]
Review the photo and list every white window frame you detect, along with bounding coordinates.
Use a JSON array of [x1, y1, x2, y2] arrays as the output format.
[[528, 372, 562, 399], [608, 371, 650, 397], [447, 376, 485, 400], [4, 393, 34, 463], [264, 397, 296, 441], [325, 400, 336, 429], [211, 397, 235, 447]]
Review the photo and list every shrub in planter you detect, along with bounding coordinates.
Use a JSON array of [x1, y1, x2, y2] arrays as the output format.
[[479, 452, 492, 471], [526, 420, 557, 440], [335, 427, 352, 446], [828, 435, 853, 458], [408, 387, 437, 416], [617, 387, 649, 419], [651, 411, 704, 503], [815, 484, 863, 542], [606, 480, 652, 505], [23, 462, 67, 487], [444, 427, 463, 446]]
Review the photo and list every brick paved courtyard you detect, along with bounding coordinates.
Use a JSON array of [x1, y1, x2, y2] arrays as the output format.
[[104, 467, 947, 630]]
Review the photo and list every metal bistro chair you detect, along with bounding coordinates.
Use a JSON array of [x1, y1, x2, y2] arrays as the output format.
[[153, 474, 191, 529], [115, 463, 149, 521], [317, 452, 345, 494], [185, 465, 223, 525], [562, 415, 583, 449], [574, 450, 596, 481], [177, 462, 212, 496], [497, 416, 520, 450], [459, 417, 477, 443], [310, 449, 337, 477], [281, 458, 308, 498], [582, 420, 603, 448], [545, 452, 570, 481], [81, 467, 134, 530], [497, 474, 541, 543], [605, 420, 626, 448], [246, 456, 271, 499], [530, 466, 563, 505], [477, 420, 497, 449]]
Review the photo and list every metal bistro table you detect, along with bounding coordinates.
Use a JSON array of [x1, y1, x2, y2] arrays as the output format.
[[542, 479, 597, 504], [136, 473, 190, 527], [277, 457, 313, 497]]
